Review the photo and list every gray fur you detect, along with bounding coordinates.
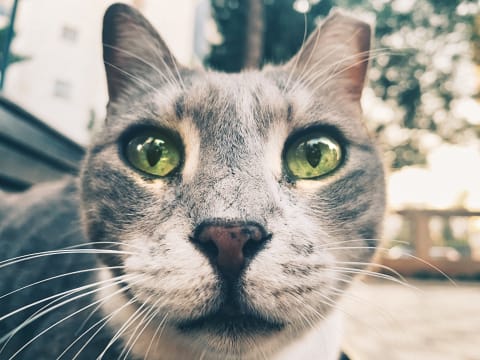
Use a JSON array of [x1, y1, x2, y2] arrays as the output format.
[[0, 4, 384, 359]]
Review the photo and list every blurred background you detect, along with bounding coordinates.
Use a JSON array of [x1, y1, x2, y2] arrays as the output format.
[[0, 0, 479, 359]]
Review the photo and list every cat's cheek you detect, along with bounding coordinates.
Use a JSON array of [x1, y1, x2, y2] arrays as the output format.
[[242, 247, 338, 324], [121, 232, 222, 318]]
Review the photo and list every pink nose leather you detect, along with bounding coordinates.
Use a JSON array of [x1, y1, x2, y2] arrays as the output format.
[[195, 223, 267, 277]]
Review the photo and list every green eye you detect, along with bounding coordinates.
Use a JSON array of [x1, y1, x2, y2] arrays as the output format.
[[285, 133, 342, 179], [125, 132, 181, 177]]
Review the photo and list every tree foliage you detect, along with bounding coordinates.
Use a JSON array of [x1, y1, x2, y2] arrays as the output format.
[[206, 0, 480, 168], [0, 27, 26, 68]]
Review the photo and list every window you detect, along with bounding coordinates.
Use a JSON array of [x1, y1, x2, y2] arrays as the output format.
[[53, 79, 72, 99], [61, 25, 78, 43]]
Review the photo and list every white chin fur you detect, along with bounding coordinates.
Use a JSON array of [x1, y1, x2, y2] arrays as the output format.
[[97, 267, 343, 360], [273, 310, 343, 360]]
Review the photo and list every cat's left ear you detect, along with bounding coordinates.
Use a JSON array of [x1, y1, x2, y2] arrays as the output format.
[[284, 10, 372, 102], [102, 3, 185, 102]]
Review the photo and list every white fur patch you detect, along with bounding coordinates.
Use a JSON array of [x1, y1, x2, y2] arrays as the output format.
[[177, 117, 201, 183], [264, 121, 289, 178]]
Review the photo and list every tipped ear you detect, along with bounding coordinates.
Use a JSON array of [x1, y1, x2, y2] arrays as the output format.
[[103, 3, 184, 102], [285, 9, 372, 101]]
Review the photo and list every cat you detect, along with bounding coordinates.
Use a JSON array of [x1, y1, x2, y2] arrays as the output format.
[[0, 3, 385, 360]]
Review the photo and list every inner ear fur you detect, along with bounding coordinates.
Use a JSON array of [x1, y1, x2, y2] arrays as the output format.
[[102, 3, 184, 102], [285, 9, 372, 101]]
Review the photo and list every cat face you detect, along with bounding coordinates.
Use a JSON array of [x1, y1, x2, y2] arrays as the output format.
[[80, 4, 385, 358]]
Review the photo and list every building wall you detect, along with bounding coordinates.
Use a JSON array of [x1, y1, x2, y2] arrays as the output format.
[[4, 0, 201, 145]]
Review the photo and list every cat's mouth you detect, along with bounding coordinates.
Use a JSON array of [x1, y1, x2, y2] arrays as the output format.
[[177, 305, 284, 335]]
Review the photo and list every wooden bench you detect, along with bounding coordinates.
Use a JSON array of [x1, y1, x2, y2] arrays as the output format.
[[379, 209, 480, 278], [0, 95, 85, 191]]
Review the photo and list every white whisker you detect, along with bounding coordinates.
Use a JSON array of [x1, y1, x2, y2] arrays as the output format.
[[120, 297, 161, 360], [118, 296, 155, 360], [328, 267, 419, 291], [0, 273, 140, 354], [0, 248, 134, 269], [144, 312, 169, 360], [0, 265, 125, 300], [5, 275, 145, 359], [56, 295, 138, 360], [333, 261, 406, 282], [283, 12, 309, 93], [97, 294, 153, 359], [327, 245, 456, 284], [103, 61, 171, 101], [103, 44, 181, 90], [65, 241, 147, 252]]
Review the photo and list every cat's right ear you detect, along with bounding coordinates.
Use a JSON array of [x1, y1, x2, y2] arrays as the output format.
[[284, 10, 372, 102], [102, 3, 184, 102]]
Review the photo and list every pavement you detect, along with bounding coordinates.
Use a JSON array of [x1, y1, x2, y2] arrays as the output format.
[[341, 279, 480, 360]]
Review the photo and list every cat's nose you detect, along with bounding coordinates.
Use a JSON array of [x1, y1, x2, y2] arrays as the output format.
[[192, 221, 271, 278]]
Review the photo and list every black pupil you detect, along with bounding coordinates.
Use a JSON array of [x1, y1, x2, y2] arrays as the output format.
[[305, 141, 322, 168], [145, 140, 163, 167]]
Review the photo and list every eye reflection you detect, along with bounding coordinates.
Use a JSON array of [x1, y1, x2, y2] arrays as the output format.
[[125, 132, 181, 177], [285, 134, 342, 179]]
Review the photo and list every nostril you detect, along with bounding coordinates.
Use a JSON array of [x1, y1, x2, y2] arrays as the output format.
[[243, 232, 271, 258], [191, 220, 271, 278], [196, 238, 218, 260]]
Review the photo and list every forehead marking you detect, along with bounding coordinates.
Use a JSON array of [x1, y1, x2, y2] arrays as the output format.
[[265, 121, 289, 178], [287, 102, 294, 123], [174, 94, 185, 119], [177, 117, 200, 183]]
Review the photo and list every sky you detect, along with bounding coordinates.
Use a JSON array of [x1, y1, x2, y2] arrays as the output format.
[[388, 144, 480, 210]]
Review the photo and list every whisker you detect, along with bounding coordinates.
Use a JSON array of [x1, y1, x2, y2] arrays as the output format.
[[199, 349, 207, 360], [56, 295, 139, 360], [7, 276, 146, 360], [288, 48, 394, 96], [65, 241, 147, 252], [71, 294, 144, 360], [328, 267, 420, 291], [289, 293, 329, 331], [0, 273, 132, 323], [327, 285, 399, 326], [97, 294, 154, 359], [397, 253, 456, 285], [307, 289, 393, 340], [285, 25, 338, 95], [318, 238, 409, 247], [0, 248, 135, 269], [297, 287, 396, 342], [164, 46, 186, 91], [125, 307, 160, 360], [118, 297, 154, 360], [290, 29, 373, 92], [144, 312, 169, 360], [295, 47, 379, 90], [1, 282, 114, 353], [333, 261, 406, 282], [327, 245, 456, 284], [24, 269, 127, 335], [0, 265, 125, 300], [75, 299, 109, 337], [0, 273, 140, 351], [119, 297, 161, 360], [103, 44, 181, 90], [283, 12, 309, 93], [305, 48, 402, 96], [103, 61, 171, 101]]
